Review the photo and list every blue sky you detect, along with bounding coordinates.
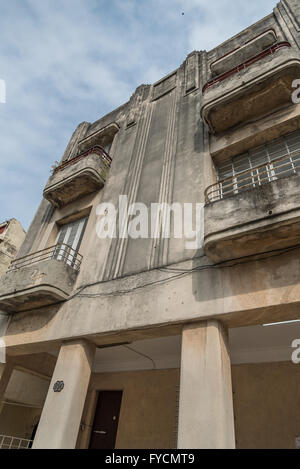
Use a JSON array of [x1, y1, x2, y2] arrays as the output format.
[[0, 0, 277, 230]]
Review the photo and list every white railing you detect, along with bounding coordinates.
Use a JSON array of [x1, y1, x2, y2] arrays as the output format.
[[8, 243, 83, 272], [0, 434, 32, 449], [205, 149, 300, 204]]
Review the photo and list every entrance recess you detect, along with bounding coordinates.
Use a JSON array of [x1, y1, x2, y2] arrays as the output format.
[[89, 391, 123, 449]]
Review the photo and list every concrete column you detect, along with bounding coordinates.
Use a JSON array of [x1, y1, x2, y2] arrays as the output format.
[[32, 340, 95, 449], [0, 361, 14, 415], [177, 320, 235, 449]]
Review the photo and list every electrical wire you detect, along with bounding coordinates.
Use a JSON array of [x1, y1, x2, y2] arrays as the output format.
[[122, 344, 156, 369], [11, 243, 300, 313], [69, 243, 300, 300]]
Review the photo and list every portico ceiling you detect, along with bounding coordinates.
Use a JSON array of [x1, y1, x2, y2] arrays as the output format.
[[91, 322, 300, 372]]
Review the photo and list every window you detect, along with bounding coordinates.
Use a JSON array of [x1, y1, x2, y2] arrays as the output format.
[[216, 129, 300, 198], [54, 216, 88, 266]]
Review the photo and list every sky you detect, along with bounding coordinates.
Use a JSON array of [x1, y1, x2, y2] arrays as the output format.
[[0, 0, 278, 230]]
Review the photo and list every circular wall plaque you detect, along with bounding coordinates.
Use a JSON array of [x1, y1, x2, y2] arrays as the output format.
[[53, 380, 64, 392]]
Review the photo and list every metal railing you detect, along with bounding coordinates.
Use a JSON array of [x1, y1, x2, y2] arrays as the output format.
[[202, 41, 291, 93], [0, 435, 32, 449], [205, 149, 300, 204], [209, 28, 277, 73], [8, 243, 83, 272], [53, 145, 112, 174]]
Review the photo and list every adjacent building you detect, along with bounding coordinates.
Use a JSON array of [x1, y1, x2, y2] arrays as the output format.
[[0, 219, 25, 276], [1, 0, 300, 449], [0, 219, 45, 447]]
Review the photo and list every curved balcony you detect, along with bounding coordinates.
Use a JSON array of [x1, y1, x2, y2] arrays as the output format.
[[43, 146, 112, 207], [204, 150, 300, 262], [0, 244, 82, 313], [201, 42, 300, 133], [210, 29, 277, 77]]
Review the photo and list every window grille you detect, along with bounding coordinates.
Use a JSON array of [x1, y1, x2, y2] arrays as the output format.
[[206, 130, 300, 202], [54, 217, 88, 266], [0, 435, 32, 449]]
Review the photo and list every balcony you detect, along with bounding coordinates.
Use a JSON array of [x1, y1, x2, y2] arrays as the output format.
[[210, 29, 277, 77], [204, 150, 300, 262], [201, 42, 300, 133], [43, 146, 112, 208], [0, 244, 82, 312]]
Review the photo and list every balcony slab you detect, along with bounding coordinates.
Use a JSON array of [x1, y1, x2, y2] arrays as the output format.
[[0, 259, 78, 313], [202, 47, 300, 134], [204, 173, 300, 262], [43, 150, 110, 208]]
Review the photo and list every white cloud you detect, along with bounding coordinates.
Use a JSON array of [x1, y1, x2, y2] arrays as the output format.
[[0, 0, 278, 229]]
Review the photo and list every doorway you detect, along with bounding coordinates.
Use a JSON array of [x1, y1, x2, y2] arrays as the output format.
[[89, 391, 123, 449]]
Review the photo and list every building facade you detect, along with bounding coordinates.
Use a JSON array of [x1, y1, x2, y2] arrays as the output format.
[[0, 219, 25, 276], [0, 218, 25, 341], [1, 0, 300, 449]]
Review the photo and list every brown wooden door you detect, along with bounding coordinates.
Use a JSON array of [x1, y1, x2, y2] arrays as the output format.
[[89, 391, 123, 449]]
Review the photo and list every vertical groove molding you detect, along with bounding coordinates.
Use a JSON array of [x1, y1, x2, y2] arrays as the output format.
[[104, 99, 155, 280], [149, 86, 179, 269]]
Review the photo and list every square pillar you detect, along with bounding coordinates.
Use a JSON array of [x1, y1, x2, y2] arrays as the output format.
[[0, 361, 14, 415], [177, 320, 235, 449], [32, 340, 95, 449]]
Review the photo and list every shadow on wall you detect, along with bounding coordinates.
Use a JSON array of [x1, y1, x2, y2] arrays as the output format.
[[191, 245, 300, 310]]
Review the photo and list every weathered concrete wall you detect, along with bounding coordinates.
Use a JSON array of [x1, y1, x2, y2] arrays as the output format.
[[276, 1, 300, 49], [4, 370, 49, 407], [232, 361, 300, 449], [204, 173, 300, 261], [0, 354, 56, 439], [5, 246, 300, 355], [0, 370, 48, 439], [0, 219, 25, 276], [13, 59, 206, 282], [0, 356, 54, 440], [78, 369, 179, 449], [78, 362, 300, 449], [3, 2, 300, 353], [0, 403, 41, 440], [14, 1, 300, 287], [210, 103, 300, 163], [0, 258, 79, 312], [16, 199, 54, 259]]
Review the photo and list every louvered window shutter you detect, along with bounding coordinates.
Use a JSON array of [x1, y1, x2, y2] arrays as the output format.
[[216, 129, 300, 197], [54, 217, 88, 265]]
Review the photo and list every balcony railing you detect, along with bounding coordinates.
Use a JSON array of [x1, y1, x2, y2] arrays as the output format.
[[52, 145, 111, 174], [205, 149, 300, 204], [0, 435, 33, 449], [202, 41, 291, 93], [8, 243, 83, 272]]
